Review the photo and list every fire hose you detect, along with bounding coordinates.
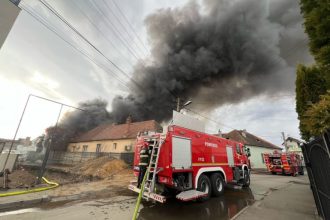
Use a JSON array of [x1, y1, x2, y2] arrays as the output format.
[[132, 169, 149, 220], [0, 177, 59, 197]]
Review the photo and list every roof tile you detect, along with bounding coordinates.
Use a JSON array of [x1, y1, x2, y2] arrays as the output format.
[[220, 130, 282, 150], [71, 120, 162, 142]]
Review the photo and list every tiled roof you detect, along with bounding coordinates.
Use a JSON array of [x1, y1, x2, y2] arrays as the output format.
[[285, 137, 305, 144], [71, 120, 162, 143], [220, 130, 282, 150]]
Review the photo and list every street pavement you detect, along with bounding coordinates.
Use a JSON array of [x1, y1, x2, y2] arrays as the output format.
[[234, 173, 317, 220], [0, 173, 318, 220]]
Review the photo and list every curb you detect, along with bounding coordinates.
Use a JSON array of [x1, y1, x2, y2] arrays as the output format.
[[0, 193, 87, 212], [0, 195, 51, 211], [230, 205, 249, 220]]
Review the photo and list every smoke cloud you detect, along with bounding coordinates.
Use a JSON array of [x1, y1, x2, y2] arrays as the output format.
[[109, 0, 311, 123], [46, 99, 110, 150]]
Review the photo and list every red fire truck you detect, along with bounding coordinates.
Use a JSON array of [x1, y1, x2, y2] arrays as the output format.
[[263, 151, 304, 176], [128, 124, 251, 203]]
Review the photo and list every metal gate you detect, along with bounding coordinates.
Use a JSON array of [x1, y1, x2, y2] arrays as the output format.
[[301, 130, 330, 220]]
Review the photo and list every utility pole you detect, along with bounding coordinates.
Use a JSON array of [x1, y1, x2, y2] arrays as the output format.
[[37, 104, 63, 184], [176, 97, 180, 112], [281, 132, 288, 153]]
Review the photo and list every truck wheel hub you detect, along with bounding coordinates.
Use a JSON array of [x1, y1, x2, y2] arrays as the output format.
[[216, 178, 223, 191], [201, 181, 209, 193]]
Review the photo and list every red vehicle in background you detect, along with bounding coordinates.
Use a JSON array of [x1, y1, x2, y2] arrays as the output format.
[[128, 122, 251, 203], [263, 151, 304, 176]]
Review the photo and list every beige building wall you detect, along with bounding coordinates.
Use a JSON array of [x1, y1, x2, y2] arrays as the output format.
[[67, 139, 137, 153]]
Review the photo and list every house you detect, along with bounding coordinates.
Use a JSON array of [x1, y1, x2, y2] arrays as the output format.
[[283, 136, 305, 158], [67, 117, 162, 154], [221, 129, 282, 169], [0, 137, 32, 154]]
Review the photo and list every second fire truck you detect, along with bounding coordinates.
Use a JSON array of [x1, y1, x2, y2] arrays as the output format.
[[263, 151, 304, 176]]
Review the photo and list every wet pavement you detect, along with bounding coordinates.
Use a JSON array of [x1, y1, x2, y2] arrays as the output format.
[[138, 188, 254, 220], [0, 174, 313, 220], [0, 187, 254, 220]]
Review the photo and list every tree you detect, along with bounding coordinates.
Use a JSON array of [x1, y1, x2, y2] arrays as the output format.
[[300, 0, 330, 66], [296, 64, 327, 139], [302, 91, 330, 136], [297, 0, 330, 140]]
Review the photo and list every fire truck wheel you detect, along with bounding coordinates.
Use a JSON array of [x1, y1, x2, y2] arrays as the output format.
[[242, 170, 250, 187], [210, 173, 224, 197], [197, 174, 211, 201]]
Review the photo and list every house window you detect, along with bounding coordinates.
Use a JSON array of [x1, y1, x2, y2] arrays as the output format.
[[96, 144, 101, 153], [83, 145, 88, 152], [113, 143, 117, 150], [125, 144, 132, 151], [261, 153, 265, 163]]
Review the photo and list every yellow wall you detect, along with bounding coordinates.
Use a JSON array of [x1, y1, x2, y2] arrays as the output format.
[[67, 139, 136, 153]]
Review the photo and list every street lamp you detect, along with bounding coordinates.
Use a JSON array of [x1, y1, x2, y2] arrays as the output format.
[[183, 100, 192, 107]]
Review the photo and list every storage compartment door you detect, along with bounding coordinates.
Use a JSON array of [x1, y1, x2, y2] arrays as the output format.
[[172, 136, 192, 170], [226, 146, 234, 167]]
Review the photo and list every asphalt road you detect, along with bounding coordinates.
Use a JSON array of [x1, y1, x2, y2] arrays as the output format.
[[0, 173, 315, 220]]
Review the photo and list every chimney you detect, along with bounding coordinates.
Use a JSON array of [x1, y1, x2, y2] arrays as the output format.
[[124, 115, 132, 138], [126, 115, 132, 124], [218, 129, 222, 137], [242, 129, 247, 138]]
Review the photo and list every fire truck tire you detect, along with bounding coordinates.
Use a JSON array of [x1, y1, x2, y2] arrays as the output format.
[[242, 170, 250, 187], [197, 174, 212, 201], [210, 173, 225, 197]]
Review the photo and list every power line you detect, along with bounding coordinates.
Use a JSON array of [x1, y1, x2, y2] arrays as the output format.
[[20, 0, 174, 121], [101, 0, 148, 57], [185, 107, 236, 130], [87, 0, 144, 63], [70, 1, 136, 71], [110, 0, 150, 55], [19, 1, 130, 91], [38, 0, 145, 92]]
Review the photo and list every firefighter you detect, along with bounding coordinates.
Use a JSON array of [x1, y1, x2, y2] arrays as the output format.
[[137, 142, 150, 188]]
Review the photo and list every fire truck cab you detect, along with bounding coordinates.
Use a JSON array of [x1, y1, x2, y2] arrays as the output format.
[[263, 151, 304, 176], [128, 112, 251, 203]]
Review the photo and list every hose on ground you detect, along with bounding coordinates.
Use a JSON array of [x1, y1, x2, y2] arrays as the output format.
[[0, 177, 59, 197]]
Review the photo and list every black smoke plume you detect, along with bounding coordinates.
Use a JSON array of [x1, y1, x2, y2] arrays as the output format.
[[46, 99, 110, 150], [110, 0, 311, 123]]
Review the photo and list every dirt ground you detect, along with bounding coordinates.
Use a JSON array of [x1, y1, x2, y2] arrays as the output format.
[[49, 168, 134, 199], [0, 157, 133, 193], [0, 168, 37, 189]]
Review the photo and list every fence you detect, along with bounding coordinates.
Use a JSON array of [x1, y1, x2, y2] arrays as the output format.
[[301, 130, 330, 220], [47, 151, 134, 166]]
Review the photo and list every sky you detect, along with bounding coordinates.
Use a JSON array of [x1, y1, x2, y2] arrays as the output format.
[[0, 0, 313, 146]]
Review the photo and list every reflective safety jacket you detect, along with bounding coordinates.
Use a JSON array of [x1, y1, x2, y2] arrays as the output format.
[[139, 148, 150, 166]]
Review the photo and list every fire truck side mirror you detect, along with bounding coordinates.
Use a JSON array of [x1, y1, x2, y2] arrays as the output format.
[[246, 148, 251, 157]]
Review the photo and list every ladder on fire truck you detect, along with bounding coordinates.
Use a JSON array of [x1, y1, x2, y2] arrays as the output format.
[[132, 135, 166, 220], [142, 135, 164, 199]]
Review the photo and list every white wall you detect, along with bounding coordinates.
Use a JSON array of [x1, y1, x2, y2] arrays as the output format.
[[247, 145, 279, 169], [286, 140, 302, 153]]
